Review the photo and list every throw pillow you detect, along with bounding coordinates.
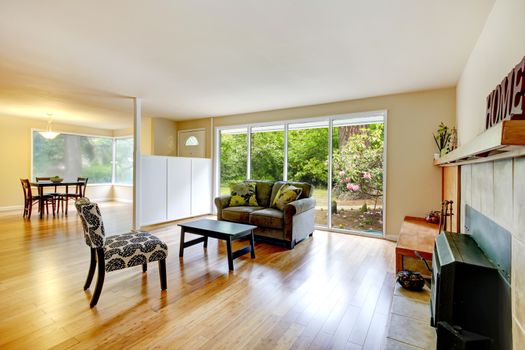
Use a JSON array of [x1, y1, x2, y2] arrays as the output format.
[[272, 184, 302, 211], [229, 182, 258, 207]]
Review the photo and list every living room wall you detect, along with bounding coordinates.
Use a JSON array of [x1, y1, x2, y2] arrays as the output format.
[[202, 87, 455, 239], [456, 0, 525, 347], [0, 116, 116, 209]]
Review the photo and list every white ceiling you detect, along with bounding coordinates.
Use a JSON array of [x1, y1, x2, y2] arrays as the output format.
[[0, 0, 494, 129]]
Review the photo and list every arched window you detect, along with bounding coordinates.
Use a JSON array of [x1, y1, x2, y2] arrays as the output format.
[[185, 136, 199, 146]]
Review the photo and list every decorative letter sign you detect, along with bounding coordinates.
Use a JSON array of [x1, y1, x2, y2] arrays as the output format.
[[485, 56, 525, 130]]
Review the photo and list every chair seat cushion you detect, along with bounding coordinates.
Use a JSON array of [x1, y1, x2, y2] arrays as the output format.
[[222, 206, 264, 223], [249, 208, 284, 229], [104, 231, 168, 272]]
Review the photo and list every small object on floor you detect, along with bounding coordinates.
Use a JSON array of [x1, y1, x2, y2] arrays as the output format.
[[397, 270, 425, 291]]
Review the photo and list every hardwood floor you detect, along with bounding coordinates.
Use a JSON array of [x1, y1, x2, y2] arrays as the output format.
[[0, 202, 396, 350]]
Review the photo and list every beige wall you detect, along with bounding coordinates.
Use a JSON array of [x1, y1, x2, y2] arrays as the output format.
[[456, 0, 525, 146], [0, 116, 118, 208], [152, 118, 178, 156], [176, 118, 213, 158], [455, 0, 525, 346], [213, 87, 456, 238]]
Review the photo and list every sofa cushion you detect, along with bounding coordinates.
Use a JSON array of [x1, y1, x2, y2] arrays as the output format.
[[270, 181, 313, 204], [229, 182, 258, 207], [272, 184, 302, 211], [246, 180, 274, 207], [249, 208, 284, 229], [223, 206, 264, 223]]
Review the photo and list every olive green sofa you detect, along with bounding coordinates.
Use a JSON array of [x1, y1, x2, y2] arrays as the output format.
[[214, 180, 316, 249]]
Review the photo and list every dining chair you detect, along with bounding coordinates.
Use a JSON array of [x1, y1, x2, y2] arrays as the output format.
[[59, 177, 88, 215], [20, 179, 55, 219], [75, 198, 168, 308]]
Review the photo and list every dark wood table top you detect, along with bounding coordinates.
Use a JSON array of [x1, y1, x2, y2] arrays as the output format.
[[179, 219, 256, 236], [30, 180, 84, 187]]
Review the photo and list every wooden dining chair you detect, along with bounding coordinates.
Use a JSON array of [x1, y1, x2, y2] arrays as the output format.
[[20, 179, 55, 219], [75, 198, 168, 308], [59, 177, 88, 215]]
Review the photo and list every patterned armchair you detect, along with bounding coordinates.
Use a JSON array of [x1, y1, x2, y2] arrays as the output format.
[[75, 198, 168, 308]]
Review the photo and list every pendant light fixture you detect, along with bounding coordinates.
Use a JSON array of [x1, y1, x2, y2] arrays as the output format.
[[39, 113, 60, 140]]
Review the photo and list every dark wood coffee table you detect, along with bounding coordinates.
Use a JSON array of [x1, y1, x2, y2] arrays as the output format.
[[178, 219, 257, 271]]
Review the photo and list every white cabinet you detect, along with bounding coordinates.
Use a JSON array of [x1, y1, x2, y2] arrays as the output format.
[[191, 158, 212, 216], [140, 156, 167, 226], [140, 156, 212, 226], [167, 157, 192, 221]]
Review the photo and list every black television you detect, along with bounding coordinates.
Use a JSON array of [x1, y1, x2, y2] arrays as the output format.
[[431, 227, 511, 350]]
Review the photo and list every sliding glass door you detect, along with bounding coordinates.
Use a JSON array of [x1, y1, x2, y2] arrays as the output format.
[[331, 116, 384, 234], [216, 112, 386, 235]]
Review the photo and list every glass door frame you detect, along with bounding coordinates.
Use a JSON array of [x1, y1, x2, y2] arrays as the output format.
[[214, 109, 387, 238]]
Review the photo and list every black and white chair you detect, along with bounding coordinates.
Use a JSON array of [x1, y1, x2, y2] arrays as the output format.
[[75, 198, 168, 308]]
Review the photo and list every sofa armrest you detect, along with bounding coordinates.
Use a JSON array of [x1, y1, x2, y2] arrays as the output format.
[[214, 195, 231, 220], [283, 197, 316, 217]]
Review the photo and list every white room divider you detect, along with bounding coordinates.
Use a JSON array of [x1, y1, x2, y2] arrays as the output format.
[[140, 155, 212, 226]]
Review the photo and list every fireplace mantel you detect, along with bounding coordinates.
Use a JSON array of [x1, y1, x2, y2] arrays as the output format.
[[434, 120, 525, 167]]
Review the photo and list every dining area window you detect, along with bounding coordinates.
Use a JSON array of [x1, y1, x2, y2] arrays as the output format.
[[32, 131, 133, 185]]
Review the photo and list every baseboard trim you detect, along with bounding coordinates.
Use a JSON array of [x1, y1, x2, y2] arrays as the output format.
[[0, 205, 24, 212], [113, 198, 133, 203]]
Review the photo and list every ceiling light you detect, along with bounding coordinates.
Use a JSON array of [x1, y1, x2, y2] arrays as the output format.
[[39, 114, 60, 140]]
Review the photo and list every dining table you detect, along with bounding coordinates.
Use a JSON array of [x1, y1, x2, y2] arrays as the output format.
[[30, 180, 86, 219]]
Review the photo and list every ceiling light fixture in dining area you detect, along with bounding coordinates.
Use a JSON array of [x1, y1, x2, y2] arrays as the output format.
[[39, 113, 60, 140]]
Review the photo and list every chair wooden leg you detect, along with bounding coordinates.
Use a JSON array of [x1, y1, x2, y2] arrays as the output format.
[[158, 259, 167, 290], [84, 248, 97, 290], [90, 249, 105, 308], [28, 202, 32, 219], [142, 263, 147, 273]]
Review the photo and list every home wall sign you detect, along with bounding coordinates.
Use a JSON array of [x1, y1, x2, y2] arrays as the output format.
[[485, 55, 525, 130]]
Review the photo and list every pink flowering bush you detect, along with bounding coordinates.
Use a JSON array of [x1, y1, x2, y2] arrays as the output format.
[[333, 124, 384, 209]]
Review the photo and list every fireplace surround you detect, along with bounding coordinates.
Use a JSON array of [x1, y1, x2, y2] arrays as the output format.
[[431, 205, 512, 349]]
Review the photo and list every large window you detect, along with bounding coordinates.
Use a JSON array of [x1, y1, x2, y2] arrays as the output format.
[[32, 131, 133, 185], [115, 137, 133, 184], [288, 121, 329, 227], [216, 112, 386, 235], [219, 128, 248, 194], [250, 125, 284, 181]]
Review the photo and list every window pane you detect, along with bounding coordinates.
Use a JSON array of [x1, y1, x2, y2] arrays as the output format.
[[32, 131, 113, 184], [220, 128, 247, 194], [115, 137, 133, 184], [288, 121, 329, 227], [250, 125, 284, 181], [331, 119, 384, 234]]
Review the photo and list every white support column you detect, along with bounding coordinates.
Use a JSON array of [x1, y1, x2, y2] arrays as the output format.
[[132, 97, 142, 231]]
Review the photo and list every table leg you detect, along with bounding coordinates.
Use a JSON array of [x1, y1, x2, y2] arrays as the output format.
[[250, 230, 256, 259], [395, 249, 403, 273], [204, 236, 208, 248], [39, 186, 44, 219], [65, 184, 69, 216], [179, 227, 186, 257], [226, 237, 234, 271]]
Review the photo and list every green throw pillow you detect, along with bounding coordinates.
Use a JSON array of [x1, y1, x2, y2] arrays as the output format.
[[272, 184, 302, 211], [229, 182, 259, 207]]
